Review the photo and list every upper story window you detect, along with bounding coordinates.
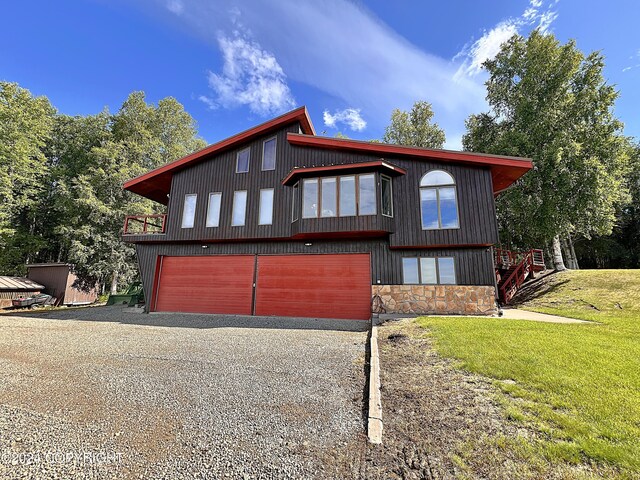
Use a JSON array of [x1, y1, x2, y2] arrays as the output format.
[[292, 182, 299, 222], [236, 148, 250, 173], [206, 192, 222, 228], [181, 194, 197, 229], [402, 257, 456, 285], [381, 175, 393, 217], [302, 173, 377, 219], [231, 190, 247, 226], [259, 189, 274, 225], [262, 137, 276, 171], [420, 170, 459, 230]]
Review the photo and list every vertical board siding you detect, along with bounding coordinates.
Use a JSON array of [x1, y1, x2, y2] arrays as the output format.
[[136, 241, 495, 308], [160, 122, 498, 246]]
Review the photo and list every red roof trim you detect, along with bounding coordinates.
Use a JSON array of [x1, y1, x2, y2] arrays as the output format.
[[287, 133, 531, 167], [281, 160, 407, 185], [287, 133, 532, 193], [122, 106, 315, 203]]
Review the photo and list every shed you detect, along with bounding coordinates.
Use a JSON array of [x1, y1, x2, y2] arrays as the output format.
[[26, 263, 98, 306], [0, 276, 44, 308]]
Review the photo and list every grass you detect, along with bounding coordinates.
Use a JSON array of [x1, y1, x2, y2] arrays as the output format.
[[416, 270, 640, 476]]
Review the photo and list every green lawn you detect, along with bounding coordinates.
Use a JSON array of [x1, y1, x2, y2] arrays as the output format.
[[416, 270, 640, 476]]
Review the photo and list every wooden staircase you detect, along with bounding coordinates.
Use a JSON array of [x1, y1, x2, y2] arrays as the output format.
[[495, 248, 545, 304]]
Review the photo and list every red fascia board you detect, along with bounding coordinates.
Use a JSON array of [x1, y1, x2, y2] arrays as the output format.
[[123, 106, 315, 203], [287, 133, 533, 192], [281, 160, 407, 185]]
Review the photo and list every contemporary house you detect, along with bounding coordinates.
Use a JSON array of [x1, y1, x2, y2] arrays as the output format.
[[122, 107, 533, 320]]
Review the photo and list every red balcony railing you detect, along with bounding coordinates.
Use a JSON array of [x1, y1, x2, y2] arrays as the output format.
[[123, 214, 166, 235]]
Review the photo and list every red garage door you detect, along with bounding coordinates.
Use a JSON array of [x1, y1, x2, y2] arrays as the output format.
[[153, 255, 254, 315], [255, 254, 371, 320]]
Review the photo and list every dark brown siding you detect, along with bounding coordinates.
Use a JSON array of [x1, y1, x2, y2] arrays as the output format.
[[159, 122, 498, 247], [135, 240, 495, 307], [27, 265, 98, 305]]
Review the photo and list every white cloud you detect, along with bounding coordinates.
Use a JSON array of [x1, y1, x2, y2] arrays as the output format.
[[323, 108, 367, 132], [204, 33, 296, 116], [166, 0, 183, 15], [455, 0, 560, 78], [197, 95, 217, 110], [622, 49, 640, 72]]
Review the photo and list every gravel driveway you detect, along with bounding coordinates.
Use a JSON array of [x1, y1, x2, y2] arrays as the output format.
[[0, 307, 368, 479]]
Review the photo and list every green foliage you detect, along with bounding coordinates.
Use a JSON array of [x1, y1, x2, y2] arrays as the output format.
[[463, 31, 630, 249], [0, 86, 205, 292], [0, 82, 55, 250], [417, 269, 640, 474], [383, 100, 446, 148]]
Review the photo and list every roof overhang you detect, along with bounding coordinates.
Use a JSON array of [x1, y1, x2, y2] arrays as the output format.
[[282, 160, 406, 186], [0, 276, 45, 291], [123, 106, 315, 204], [287, 134, 533, 194]]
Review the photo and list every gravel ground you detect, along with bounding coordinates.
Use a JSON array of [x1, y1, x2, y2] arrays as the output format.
[[0, 306, 368, 479]]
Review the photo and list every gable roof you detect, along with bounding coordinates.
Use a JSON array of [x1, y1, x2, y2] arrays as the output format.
[[286, 134, 532, 194], [123, 106, 532, 203], [123, 106, 315, 204], [0, 276, 44, 291]]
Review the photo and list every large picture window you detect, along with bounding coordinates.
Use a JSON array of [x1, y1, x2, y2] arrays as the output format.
[[181, 194, 197, 228], [420, 170, 459, 229], [301, 173, 379, 219], [402, 257, 457, 285]]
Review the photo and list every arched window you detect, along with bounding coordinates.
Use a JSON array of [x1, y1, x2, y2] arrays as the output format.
[[420, 170, 459, 229]]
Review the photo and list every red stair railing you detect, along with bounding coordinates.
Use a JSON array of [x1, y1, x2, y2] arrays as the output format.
[[495, 248, 545, 304]]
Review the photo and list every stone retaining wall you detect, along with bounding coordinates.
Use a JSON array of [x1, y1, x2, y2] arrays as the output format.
[[372, 285, 497, 315]]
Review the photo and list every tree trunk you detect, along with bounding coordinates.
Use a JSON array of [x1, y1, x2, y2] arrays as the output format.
[[561, 238, 573, 269], [110, 272, 119, 295], [569, 235, 579, 270], [552, 235, 567, 271]]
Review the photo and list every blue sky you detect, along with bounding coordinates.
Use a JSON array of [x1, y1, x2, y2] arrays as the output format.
[[3, 0, 639, 149]]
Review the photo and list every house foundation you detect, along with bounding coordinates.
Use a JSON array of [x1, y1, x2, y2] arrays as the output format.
[[372, 285, 497, 315]]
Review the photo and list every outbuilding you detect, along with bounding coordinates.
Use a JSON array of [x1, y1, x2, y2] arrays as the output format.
[[0, 276, 44, 308], [26, 263, 98, 306]]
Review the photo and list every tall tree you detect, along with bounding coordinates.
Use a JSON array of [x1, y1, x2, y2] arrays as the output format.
[[58, 92, 206, 293], [383, 101, 446, 148], [0, 82, 55, 273], [463, 31, 630, 270]]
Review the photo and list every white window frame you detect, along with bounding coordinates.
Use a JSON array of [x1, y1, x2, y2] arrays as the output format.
[[205, 192, 222, 228], [231, 190, 247, 226], [236, 147, 250, 174], [261, 137, 277, 171], [302, 178, 319, 219], [380, 174, 393, 218], [181, 193, 197, 229], [258, 188, 274, 225], [402, 256, 457, 285], [420, 170, 460, 230], [291, 182, 299, 222], [357, 173, 377, 216]]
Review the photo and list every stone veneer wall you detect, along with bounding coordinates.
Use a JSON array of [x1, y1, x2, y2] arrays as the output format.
[[372, 285, 497, 315]]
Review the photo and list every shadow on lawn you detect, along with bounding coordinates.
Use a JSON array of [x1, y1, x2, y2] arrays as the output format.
[[5, 305, 370, 332]]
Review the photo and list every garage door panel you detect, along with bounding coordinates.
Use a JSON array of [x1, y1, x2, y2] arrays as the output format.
[[255, 254, 371, 320], [154, 255, 254, 315]]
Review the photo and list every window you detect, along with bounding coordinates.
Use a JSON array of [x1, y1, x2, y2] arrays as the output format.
[[205, 192, 222, 227], [236, 148, 250, 173], [302, 179, 318, 218], [402, 257, 457, 284], [262, 137, 276, 171], [321, 177, 337, 217], [292, 182, 299, 222], [231, 191, 247, 226], [420, 170, 459, 229], [181, 194, 197, 228], [381, 175, 393, 217], [358, 174, 376, 215], [339, 176, 356, 217], [259, 189, 274, 225]]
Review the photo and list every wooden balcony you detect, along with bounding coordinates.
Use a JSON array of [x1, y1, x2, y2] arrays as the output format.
[[123, 214, 166, 235]]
